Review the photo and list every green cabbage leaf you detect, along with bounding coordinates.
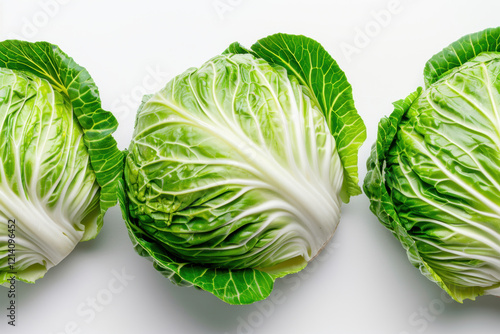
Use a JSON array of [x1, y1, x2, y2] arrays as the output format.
[[365, 27, 500, 302], [119, 34, 365, 304], [0, 41, 123, 284]]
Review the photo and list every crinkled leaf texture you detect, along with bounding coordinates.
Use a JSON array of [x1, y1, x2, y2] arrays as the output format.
[[120, 34, 365, 304], [0, 41, 123, 284], [365, 27, 500, 303]]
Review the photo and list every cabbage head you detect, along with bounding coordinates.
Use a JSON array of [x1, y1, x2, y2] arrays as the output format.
[[364, 27, 500, 302], [0, 41, 123, 284], [118, 34, 366, 304]]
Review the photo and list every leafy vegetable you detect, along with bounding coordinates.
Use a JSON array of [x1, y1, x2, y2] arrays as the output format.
[[0, 40, 123, 284], [364, 27, 500, 302], [119, 33, 366, 304]]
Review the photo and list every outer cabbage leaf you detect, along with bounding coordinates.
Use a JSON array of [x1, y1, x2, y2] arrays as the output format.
[[424, 27, 500, 87], [121, 36, 356, 304], [118, 178, 276, 305], [364, 88, 463, 300], [225, 33, 366, 202], [0, 41, 123, 284], [365, 51, 500, 302]]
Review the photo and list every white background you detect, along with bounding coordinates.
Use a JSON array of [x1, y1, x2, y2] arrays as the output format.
[[1, 0, 500, 333]]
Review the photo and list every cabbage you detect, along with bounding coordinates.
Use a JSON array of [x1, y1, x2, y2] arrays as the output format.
[[118, 34, 366, 304], [364, 27, 500, 302], [0, 41, 123, 284]]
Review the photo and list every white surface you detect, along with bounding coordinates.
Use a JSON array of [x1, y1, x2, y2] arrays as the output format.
[[1, 0, 500, 333]]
